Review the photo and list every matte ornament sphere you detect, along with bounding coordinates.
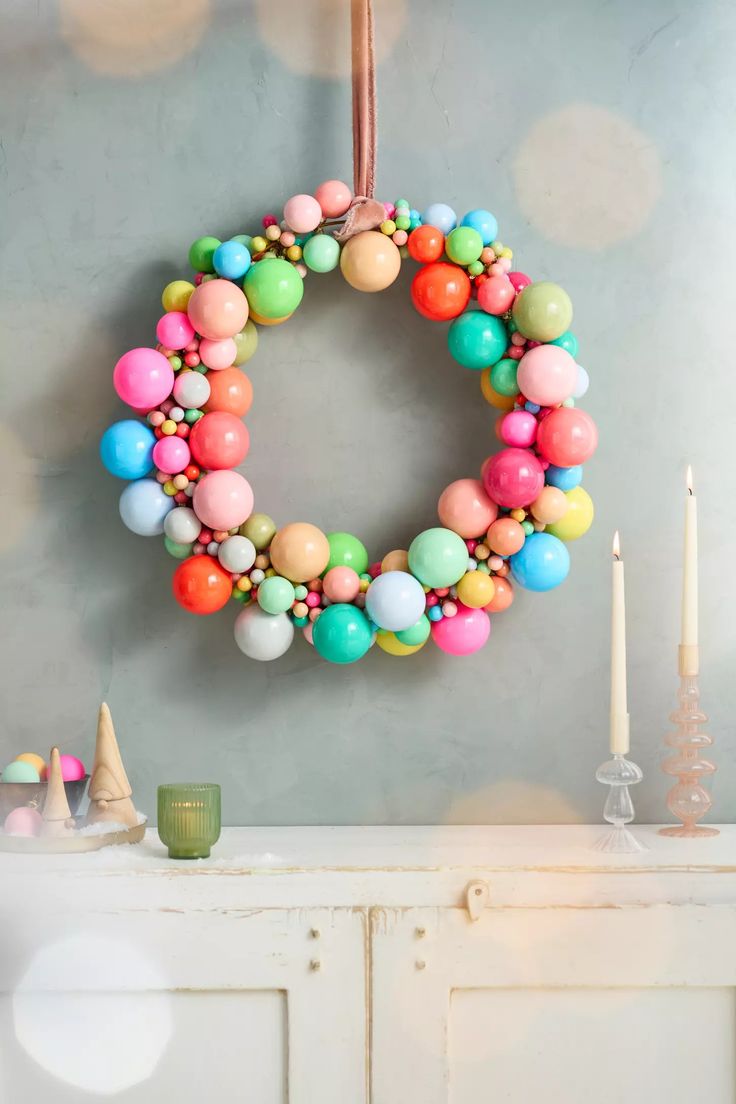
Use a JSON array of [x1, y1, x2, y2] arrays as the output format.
[[4, 807, 43, 837], [59, 754, 85, 782], [244, 258, 304, 319], [447, 311, 507, 370], [172, 555, 232, 615], [482, 448, 545, 509], [546, 486, 594, 541], [187, 279, 249, 340], [270, 522, 330, 583], [234, 604, 294, 661], [408, 528, 468, 589], [510, 531, 570, 592], [512, 281, 573, 342], [411, 262, 471, 321], [100, 420, 156, 480], [536, 407, 598, 467], [312, 603, 373, 664], [340, 231, 401, 293], [365, 571, 427, 632], [2, 760, 41, 783], [119, 478, 173, 536]]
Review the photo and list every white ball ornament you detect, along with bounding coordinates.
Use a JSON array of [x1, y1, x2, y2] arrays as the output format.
[[234, 604, 294, 661], [573, 364, 590, 398], [173, 371, 211, 410], [218, 535, 256, 573], [164, 506, 202, 544], [365, 570, 427, 632]]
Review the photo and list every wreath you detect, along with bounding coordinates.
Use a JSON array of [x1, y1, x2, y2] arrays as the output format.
[[100, 183, 597, 664]]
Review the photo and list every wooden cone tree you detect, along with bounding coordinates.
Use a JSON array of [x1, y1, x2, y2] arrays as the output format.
[[42, 747, 75, 837], [87, 702, 139, 828]]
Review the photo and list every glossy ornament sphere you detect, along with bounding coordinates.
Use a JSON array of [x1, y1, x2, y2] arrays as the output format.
[[192, 470, 254, 531], [421, 203, 457, 235], [340, 231, 401, 292], [484, 575, 514, 613], [407, 225, 444, 263], [365, 571, 426, 632], [486, 517, 525, 556], [172, 555, 232, 614], [152, 435, 190, 475], [408, 527, 468, 588], [480, 367, 515, 412], [489, 358, 520, 398], [119, 478, 173, 536], [447, 311, 507, 370], [189, 411, 249, 470], [156, 311, 195, 351], [445, 226, 483, 265], [187, 279, 249, 340], [198, 337, 237, 371], [164, 506, 201, 545], [545, 464, 583, 492], [213, 240, 251, 280], [258, 575, 296, 615], [244, 258, 304, 318], [546, 486, 595, 541], [411, 262, 471, 321], [482, 448, 545, 509], [233, 320, 259, 365], [218, 534, 256, 573], [234, 604, 294, 661], [517, 345, 577, 407], [270, 522, 330, 583], [314, 179, 352, 218], [396, 614, 431, 647], [284, 193, 322, 234], [536, 407, 598, 467], [499, 409, 537, 449], [205, 366, 253, 418], [322, 566, 361, 604], [530, 485, 569, 525], [477, 275, 515, 316], [100, 420, 156, 480], [312, 603, 373, 665], [162, 280, 195, 313], [303, 234, 340, 273], [460, 208, 498, 245], [241, 513, 277, 551], [437, 478, 498, 538], [456, 570, 495, 609], [326, 532, 369, 575], [188, 236, 221, 272], [173, 371, 211, 411], [113, 348, 174, 410], [512, 281, 573, 342], [431, 602, 490, 656], [375, 632, 425, 657], [510, 531, 570, 592]]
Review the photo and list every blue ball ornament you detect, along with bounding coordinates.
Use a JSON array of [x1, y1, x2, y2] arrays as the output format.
[[365, 571, 426, 632], [100, 420, 156, 480], [421, 203, 457, 235], [447, 311, 507, 370], [119, 479, 174, 537], [427, 606, 443, 622], [545, 464, 583, 491], [312, 603, 373, 665], [460, 208, 498, 246], [510, 532, 570, 592], [213, 240, 252, 280]]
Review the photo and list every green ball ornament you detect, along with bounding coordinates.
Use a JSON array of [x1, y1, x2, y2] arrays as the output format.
[[550, 330, 578, 358], [490, 358, 519, 397], [243, 257, 304, 319], [164, 537, 194, 559], [303, 234, 341, 274], [258, 575, 296, 614], [445, 226, 483, 265], [312, 603, 373, 664], [231, 234, 253, 250], [188, 236, 221, 273], [240, 513, 277, 551], [448, 311, 507, 371], [184, 409, 204, 424], [326, 532, 369, 575], [2, 760, 40, 782], [408, 527, 468, 588], [396, 614, 431, 647], [512, 281, 573, 342], [233, 319, 259, 365]]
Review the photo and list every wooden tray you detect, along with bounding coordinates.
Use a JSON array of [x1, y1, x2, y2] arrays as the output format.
[[0, 819, 146, 854]]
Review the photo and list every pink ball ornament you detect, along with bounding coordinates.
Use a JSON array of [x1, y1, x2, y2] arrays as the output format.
[[437, 478, 498, 539], [482, 447, 545, 509], [156, 311, 195, 351], [187, 280, 249, 341], [152, 435, 191, 475], [314, 180, 353, 218], [431, 602, 491, 656], [4, 807, 43, 837], [59, 754, 86, 781], [516, 345, 577, 408], [500, 409, 538, 448], [322, 566, 361, 603], [508, 271, 532, 293], [536, 407, 599, 467], [113, 348, 174, 411], [199, 337, 237, 371], [283, 193, 323, 234], [477, 275, 516, 316], [192, 470, 254, 531]]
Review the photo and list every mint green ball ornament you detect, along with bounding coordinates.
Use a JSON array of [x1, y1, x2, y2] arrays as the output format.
[[445, 226, 483, 265], [512, 281, 573, 342], [326, 532, 369, 575], [164, 537, 194, 560], [448, 311, 507, 370], [490, 358, 520, 397], [303, 234, 341, 273], [396, 614, 431, 647], [244, 258, 304, 319], [188, 236, 221, 273], [312, 603, 373, 664], [408, 528, 468, 588], [258, 575, 296, 614], [2, 760, 40, 783]]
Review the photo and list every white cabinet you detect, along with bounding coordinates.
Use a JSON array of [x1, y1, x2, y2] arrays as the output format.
[[1, 826, 735, 1103]]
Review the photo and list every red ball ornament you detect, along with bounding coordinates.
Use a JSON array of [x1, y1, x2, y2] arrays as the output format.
[[482, 447, 545, 508], [172, 555, 232, 615], [189, 411, 250, 470], [477, 275, 516, 316], [410, 262, 471, 321], [407, 225, 445, 264], [536, 407, 598, 467]]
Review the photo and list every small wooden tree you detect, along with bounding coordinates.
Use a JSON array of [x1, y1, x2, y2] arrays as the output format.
[[87, 703, 139, 828], [42, 747, 75, 837]]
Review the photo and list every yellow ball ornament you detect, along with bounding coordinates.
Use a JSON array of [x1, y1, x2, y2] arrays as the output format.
[[376, 631, 425, 656], [456, 571, 496, 609], [233, 319, 259, 364], [249, 308, 293, 326], [340, 230, 401, 292], [547, 486, 594, 541], [381, 549, 409, 573], [162, 280, 195, 313], [480, 366, 515, 411]]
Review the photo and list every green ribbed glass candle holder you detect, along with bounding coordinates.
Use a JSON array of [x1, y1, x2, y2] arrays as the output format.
[[157, 783, 221, 859]]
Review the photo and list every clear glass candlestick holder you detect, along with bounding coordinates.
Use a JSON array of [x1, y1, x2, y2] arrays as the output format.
[[660, 657, 719, 837], [157, 783, 221, 859], [594, 754, 646, 853]]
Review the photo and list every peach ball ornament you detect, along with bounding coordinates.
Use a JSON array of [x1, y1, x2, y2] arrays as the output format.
[[14, 752, 46, 776], [485, 575, 514, 613], [487, 517, 525, 557], [187, 279, 249, 340], [193, 470, 254, 531], [270, 522, 330, 583], [322, 566, 361, 603], [199, 337, 237, 370], [516, 345, 577, 408], [284, 194, 323, 234], [340, 230, 401, 292], [381, 549, 409, 573], [314, 179, 352, 218], [530, 485, 569, 525], [438, 478, 498, 539]]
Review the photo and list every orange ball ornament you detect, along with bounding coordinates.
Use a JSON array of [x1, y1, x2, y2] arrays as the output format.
[[340, 231, 401, 292], [407, 225, 444, 263], [480, 367, 515, 411], [486, 517, 525, 556], [530, 485, 569, 525], [269, 522, 330, 583], [411, 262, 471, 321], [172, 555, 232, 615], [381, 549, 409, 573], [485, 575, 514, 612], [205, 367, 253, 417]]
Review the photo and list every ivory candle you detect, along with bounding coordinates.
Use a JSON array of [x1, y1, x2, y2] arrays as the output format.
[[610, 531, 629, 754], [681, 465, 698, 647]]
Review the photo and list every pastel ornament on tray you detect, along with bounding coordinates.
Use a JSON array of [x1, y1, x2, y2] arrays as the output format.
[[87, 703, 139, 829], [42, 747, 76, 838]]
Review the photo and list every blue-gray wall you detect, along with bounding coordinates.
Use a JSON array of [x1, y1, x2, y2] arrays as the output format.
[[2, 0, 734, 824]]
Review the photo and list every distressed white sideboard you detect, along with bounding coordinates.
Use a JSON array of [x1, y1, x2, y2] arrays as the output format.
[[1, 825, 735, 1103]]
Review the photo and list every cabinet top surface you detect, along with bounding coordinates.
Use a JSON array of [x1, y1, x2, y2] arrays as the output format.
[[2, 825, 735, 877]]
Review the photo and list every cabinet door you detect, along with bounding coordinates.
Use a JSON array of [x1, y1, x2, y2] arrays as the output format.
[[0, 907, 367, 1104], [371, 905, 736, 1104]]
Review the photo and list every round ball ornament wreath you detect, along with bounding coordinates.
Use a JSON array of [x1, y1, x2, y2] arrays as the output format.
[[101, 184, 597, 664]]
